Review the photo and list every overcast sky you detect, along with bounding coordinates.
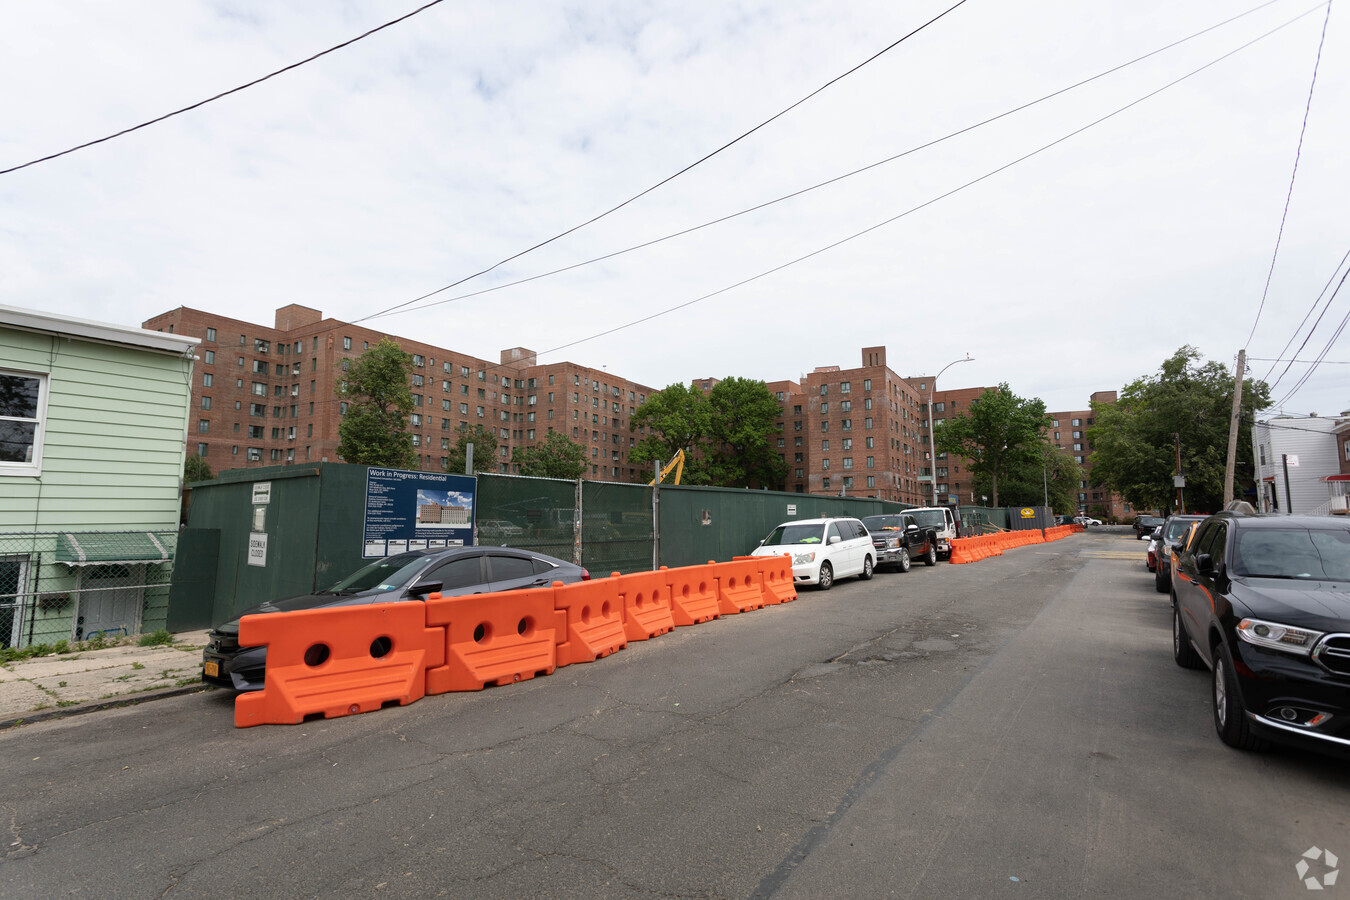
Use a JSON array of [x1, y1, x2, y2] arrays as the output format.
[[3, 0, 1347, 419]]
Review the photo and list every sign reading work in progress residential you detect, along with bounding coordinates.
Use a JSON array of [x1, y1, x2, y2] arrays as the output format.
[[362, 467, 477, 557]]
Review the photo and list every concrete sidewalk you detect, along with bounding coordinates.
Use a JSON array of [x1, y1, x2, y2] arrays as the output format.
[[0, 630, 213, 728]]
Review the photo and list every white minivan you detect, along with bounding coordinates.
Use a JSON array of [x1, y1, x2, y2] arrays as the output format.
[[751, 517, 875, 590]]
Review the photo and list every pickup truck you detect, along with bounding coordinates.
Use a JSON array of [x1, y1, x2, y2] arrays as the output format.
[[862, 513, 939, 571]]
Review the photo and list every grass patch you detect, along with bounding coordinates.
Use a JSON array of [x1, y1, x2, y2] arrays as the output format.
[[137, 630, 174, 647], [131, 662, 145, 671], [56, 700, 79, 708]]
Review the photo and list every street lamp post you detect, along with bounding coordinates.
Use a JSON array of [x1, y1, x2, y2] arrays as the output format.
[[927, 355, 973, 507]]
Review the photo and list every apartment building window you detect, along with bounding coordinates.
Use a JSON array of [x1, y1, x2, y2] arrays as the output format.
[[343, 336, 352, 350], [842, 457, 853, 469], [867, 475, 875, 488], [339, 402, 348, 415], [793, 405, 802, 415], [254, 339, 270, 354], [251, 382, 266, 396], [1072, 419, 1082, 427], [841, 419, 852, 430], [866, 457, 874, 468], [823, 476, 831, 489], [198, 419, 210, 433], [205, 327, 217, 342], [411, 414, 422, 427], [271, 427, 281, 439], [866, 437, 874, 448], [203, 373, 213, 387], [250, 403, 266, 417], [412, 394, 423, 407], [864, 398, 872, 410], [841, 382, 851, 393], [252, 360, 267, 374], [863, 379, 871, 390], [821, 402, 828, 414], [412, 374, 423, 387], [247, 448, 261, 461], [270, 449, 282, 461], [1072, 430, 1082, 439], [840, 400, 851, 412], [307, 424, 313, 437], [413, 354, 425, 367], [200, 397, 212, 411], [820, 384, 828, 396], [820, 421, 828, 432], [477, 406, 485, 417], [822, 458, 831, 470], [197, 442, 209, 456], [795, 468, 804, 478], [204, 350, 214, 365]]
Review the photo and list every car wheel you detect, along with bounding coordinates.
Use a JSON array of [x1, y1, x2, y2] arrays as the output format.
[[924, 544, 937, 566], [1213, 642, 1268, 751], [860, 556, 874, 581], [1154, 566, 1168, 594], [1172, 602, 1203, 670], [817, 561, 834, 591], [897, 548, 911, 573]]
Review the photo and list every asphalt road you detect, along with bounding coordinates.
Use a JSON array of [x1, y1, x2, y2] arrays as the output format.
[[1, 529, 1346, 898]]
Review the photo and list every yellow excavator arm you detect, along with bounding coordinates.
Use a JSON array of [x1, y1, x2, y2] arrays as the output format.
[[648, 449, 685, 485]]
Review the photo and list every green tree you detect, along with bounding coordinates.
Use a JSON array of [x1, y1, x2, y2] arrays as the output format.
[[184, 453, 213, 483], [513, 430, 587, 479], [629, 382, 714, 484], [335, 338, 417, 468], [1087, 346, 1269, 514], [978, 441, 1083, 513], [703, 377, 788, 489], [934, 384, 1050, 508], [445, 425, 499, 475]]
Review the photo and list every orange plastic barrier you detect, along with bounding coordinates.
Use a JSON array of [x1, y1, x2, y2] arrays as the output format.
[[711, 559, 767, 614], [553, 578, 627, 666], [758, 554, 797, 606], [613, 570, 676, 641], [234, 602, 445, 728], [662, 564, 722, 626], [424, 588, 568, 693], [949, 538, 976, 564]]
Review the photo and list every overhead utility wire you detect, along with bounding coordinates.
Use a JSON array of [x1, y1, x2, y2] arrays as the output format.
[[0, 0, 450, 176], [1272, 268, 1350, 409], [362, 0, 1301, 324], [522, 12, 1316, 366], [1261, 246, 1350, 388], [1243, 0, 1334, 348], [1250, 357, 1350, 363], [354, 0, 973, 323]]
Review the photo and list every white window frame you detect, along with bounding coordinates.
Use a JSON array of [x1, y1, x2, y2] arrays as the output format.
[[0, 368, 49, 476]]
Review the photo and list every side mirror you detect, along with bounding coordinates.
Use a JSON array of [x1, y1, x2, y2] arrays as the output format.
[[408, 581, 443, 597], [828, 535, 841, 545], [1195, 553, 1213, 574], [758, 539, 765, 546]]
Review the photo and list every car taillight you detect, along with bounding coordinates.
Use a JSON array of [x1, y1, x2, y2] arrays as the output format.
[[581, 568, 591, 581]]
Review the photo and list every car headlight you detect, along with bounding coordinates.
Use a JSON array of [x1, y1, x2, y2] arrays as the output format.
[[1236, 618, 1325, 657], [792, 551, 816, 566], [887, 537, 900, 549]]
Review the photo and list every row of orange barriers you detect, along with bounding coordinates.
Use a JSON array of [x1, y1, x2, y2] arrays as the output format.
[[233, 555, 798, 727], [948, 524, 1080, 565]]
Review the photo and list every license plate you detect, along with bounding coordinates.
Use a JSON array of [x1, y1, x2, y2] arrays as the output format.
[[204, 661, 219, 678]]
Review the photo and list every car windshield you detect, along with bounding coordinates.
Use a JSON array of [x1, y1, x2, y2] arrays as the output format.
[[1232, 527, 1350, 581], [324, 553, 437, 593], [1163, 520, 1195, 541], [863, 515, 906, 531], [763, 523, 827, 546], [910, 511, 947, 527]]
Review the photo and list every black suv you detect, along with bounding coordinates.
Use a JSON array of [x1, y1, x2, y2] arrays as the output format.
[[1171, 512, 1350, 755], [1133, 515, 1165, 539], [861, 513, 938, 572]]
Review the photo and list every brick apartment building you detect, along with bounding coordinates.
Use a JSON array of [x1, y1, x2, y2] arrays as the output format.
[[144, 304, 657, 480], [1046, 390, 1137, 520]]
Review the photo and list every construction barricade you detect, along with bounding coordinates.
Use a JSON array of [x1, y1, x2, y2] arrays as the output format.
[[424, 588, 568, 693], [553, 577, 628, 666], [711, 558, 767, 614], [757, 554, 797, 606], [234, 601, 445, 728], [613, 570, 676, 641], [662, 564, 722, 626]]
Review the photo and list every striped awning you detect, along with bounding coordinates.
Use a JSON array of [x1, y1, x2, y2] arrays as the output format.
[[55, 532, 170, 566]]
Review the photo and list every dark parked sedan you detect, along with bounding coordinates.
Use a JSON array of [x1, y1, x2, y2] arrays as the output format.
[[1171, 512, 1350, 755], [203, 546, 589, 691], [1154, 514, 1206, 593]]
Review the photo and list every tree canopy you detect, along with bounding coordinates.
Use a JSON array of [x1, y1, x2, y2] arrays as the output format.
[[978, 441, 1084, 514], [630, 377, 786, 488], [1087, 346, 1269, 514], [934, 383, 1050, 508], [335, 338, 417, 468], [184, 453, 213, 483], [513, 430, 587, 479], [444, 425, 499, 475]]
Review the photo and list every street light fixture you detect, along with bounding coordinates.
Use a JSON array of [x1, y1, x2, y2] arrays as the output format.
[[927, 355, 973, 507]]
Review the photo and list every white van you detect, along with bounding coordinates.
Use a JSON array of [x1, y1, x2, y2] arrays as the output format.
[[904, 507, 960, 559], [751, 517, 875, 590]]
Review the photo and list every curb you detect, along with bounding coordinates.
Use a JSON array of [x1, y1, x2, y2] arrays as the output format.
[[0, 683, 217, 731]]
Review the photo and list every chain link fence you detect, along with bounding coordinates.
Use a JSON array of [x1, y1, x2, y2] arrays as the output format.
[[0, 531, 176, 649]]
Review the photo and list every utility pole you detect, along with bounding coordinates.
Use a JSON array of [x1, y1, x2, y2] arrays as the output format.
[[1223, 348, 1245, 506], [1174, 433, 1184, 514]]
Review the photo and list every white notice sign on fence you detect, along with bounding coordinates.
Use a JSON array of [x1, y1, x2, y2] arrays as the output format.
[[247, 533, 268, 567]]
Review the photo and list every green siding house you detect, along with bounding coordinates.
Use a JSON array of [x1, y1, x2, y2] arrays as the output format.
[[1, 305, 197, 647]]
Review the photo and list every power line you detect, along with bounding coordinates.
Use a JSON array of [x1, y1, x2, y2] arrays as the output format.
[[0, 0, 450, 176], [1263, 247, 1350, 392], [517, 12, 1317, 369], [1273, 268, 1350, 409], [354, 0, 974, 323], [361, 0, 1306, 324], [1244, 0, 1334, 349], [1250, 357, 1350, 363]]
